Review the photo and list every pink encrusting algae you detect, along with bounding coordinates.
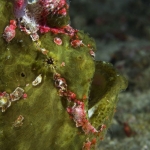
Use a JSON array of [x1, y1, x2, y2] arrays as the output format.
[[12, 0, 69, 41], [53, 73, 106, 150], [3, 20, 17, 42]]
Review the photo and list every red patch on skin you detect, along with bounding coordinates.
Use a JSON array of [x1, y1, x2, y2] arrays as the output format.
[[57, 8, 67, 16], [54, 37, 62, 45], [10, 20, 17, 28], [39, 26, 51, 33], [3, 26, 15, 42], [15, 0, 24, 9], [3, 20, 17, 42], [71, 39, 83, 48], [22, 93, 27, 99], [67, 91, 76, 101]]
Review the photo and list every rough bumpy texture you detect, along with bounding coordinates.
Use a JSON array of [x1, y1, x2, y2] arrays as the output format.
[[0, 0, 127, 150], [89, 61, 127, 138]]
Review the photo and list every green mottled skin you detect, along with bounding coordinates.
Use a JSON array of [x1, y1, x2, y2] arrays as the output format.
[[0, 1, 127, 150]]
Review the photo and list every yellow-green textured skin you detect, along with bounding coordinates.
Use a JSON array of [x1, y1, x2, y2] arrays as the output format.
[[0, 1, 127, 150]]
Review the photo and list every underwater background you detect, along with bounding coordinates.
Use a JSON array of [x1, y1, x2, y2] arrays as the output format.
[[70, 0, 150, 150]]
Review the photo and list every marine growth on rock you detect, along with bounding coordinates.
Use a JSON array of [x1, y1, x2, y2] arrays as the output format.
[[0, 0, 127, 150]]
